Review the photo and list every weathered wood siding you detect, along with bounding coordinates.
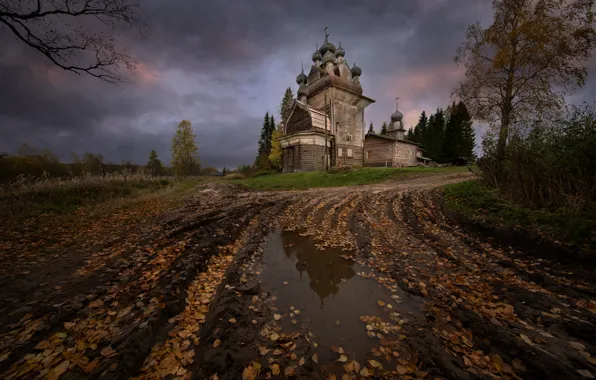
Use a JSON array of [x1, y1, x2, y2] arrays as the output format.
[[282, 144, 327, 172], [363, 136, 394, 167], [393, 142, 419, 167]]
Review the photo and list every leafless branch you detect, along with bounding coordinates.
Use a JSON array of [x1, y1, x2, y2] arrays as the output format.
[[0, 0, 146, 84]]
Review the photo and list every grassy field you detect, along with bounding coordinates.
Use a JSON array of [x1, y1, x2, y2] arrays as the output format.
[[0, 174, 203, 221], [443, 180, 596, 249], [229, 166, 470, 190]]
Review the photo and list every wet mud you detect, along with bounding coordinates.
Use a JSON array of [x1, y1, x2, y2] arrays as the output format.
[[1, 174, 596, 379]]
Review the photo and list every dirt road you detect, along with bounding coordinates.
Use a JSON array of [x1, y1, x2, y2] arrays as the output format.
[[1, 172, 595, 379]]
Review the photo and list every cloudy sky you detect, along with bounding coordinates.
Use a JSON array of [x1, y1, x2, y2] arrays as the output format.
[[1, 0, 595, 168]]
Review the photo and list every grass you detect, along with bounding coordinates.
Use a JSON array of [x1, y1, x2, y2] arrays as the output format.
[[228, 166, 469, 191], [0, 174, 203, 221], [443, 180, 596, 249]]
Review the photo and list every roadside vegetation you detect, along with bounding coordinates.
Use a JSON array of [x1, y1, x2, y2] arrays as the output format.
[[443, 180, 596, 249], [228, 166, 469, 191]]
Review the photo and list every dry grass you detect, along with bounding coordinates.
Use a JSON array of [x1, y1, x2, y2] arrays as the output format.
[[0, 173, 198, 221]]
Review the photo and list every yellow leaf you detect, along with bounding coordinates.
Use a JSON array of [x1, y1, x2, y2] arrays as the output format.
[[577, 369, 594, 378], [378, 301, 385, 307], [54, 360, 70, 376], [274, 314, 282, 321], [299, 357, 305, 366], [360, 367, 372, 377], [520, 334, 533, 345], [344, 361, 360, 373], [271, 364, 280, 375], [368, 359, 382, 369], [229, 318, 237, 324], [270, 333, 280, 341], [284, 365, 296, 377], [337, 354, 348, 363], [213, 339, 221, 348], [396, 365, 408, 375], [242, 366, 257, 380], [312, 353, 319, 363]]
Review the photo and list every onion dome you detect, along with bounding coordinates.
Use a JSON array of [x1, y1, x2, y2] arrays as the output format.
[[391, 109, 404, 123], [319, 39, 336, 56], [351, 62, 362, 77], [322, 50, 336, 66], [312, 49, 322, 62], [335, 41, 345, 57], [296, 68, 307, 85]]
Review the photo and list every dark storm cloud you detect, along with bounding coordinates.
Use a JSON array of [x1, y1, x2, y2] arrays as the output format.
[[1, 0, 595, 168]]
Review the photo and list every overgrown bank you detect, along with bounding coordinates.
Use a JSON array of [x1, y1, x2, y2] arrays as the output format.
[[443, 180, 596, 253]]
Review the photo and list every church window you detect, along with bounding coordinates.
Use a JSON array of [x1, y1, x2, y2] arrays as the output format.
[[347, 148, 353, 158], [338, 148, 343, 157]]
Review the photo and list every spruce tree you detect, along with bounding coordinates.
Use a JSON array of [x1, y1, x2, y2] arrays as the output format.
[[255, 112, 276, 170], [146, 149, 165, 175], [380, 122, 388, 135], [413, 111, 428, 143], [457, 101, 476, 158], [427, 109, 446, 162], [368, 122, 375, 134], [406, 128, 415, 141], [279, 87, 294, 122]]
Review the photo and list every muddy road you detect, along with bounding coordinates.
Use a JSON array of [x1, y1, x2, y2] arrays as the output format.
[[1, 172, 596, 379]]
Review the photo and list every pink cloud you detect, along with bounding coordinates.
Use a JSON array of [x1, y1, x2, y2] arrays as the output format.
[[136, 62, 159, 84]]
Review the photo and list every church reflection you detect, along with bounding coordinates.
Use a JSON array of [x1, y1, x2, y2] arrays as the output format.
[[281, 232, 356, 308]]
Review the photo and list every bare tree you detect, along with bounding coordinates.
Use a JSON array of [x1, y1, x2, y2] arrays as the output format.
[[454, 0, 596, 171], [0, 0, 146, 84]]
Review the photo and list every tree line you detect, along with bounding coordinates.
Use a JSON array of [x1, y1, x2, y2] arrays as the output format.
[[0, 120, 210, 182]]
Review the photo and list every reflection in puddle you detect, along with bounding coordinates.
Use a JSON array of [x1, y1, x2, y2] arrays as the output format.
[[260, 229, 410, 365]]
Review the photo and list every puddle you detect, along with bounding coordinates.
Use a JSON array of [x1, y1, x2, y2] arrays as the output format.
[[259, 229, 420, 368]]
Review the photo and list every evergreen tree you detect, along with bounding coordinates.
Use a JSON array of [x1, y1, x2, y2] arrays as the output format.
[[368, 122, 375, 134], [412, 111, 428, 143], [146, 149, 165, 175], [457, 101, 476, 158], [406, 128, 415, 141], [442, 101, 475, 160], [279, 87, 294, 123], [380, 122, 388, 135], [255, 112, 275, 170], [426, 109, 446, 162], [172, 120, 200, 176]]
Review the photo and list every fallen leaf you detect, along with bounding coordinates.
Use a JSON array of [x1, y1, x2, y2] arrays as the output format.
[[366, 325, 374, 331], [54, 360, 70, 376], [259, 346, 269, 356], [360, 367, 372, 377], [378, 301, 385, 307], [100, 346, 116, 357], [312, 353, 319, 363], [271, 364, 280, 375], [344, 361, 360, 373], [299, 357, 305, 366], [337, 354, 348, 363], [569, 341, 586, 350], [520, 334, 533, 345], [274, 314, 282, 321], [270, 333, 280, 341], [229, 318, 237, 324], [396, 365, 408, 375], [463, 356, 473, 367], [285, 365, 296, 377], [213, 339, 221, 348], [577, 369, 595, 378], [368, 360, 382, 369], [242, 366, 258, 380]]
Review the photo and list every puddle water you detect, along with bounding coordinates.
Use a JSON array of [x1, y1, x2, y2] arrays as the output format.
[[260, 229, 420, 367]]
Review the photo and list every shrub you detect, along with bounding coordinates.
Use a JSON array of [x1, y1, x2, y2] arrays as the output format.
[[478, 102, 596, 216]]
